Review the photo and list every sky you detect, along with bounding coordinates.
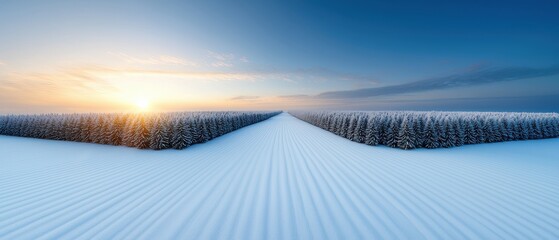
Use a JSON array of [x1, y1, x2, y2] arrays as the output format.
[[1, 0, 558, 114]]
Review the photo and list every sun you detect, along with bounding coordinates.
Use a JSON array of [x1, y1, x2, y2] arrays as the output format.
[[135, 99, 150, 111]]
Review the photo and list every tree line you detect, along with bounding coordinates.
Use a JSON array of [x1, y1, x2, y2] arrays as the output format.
[[0, 111, 281, 150], [290, 111, 559, 150]]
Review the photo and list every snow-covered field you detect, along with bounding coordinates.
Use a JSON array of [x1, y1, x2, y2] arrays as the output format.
[[1, 113, 558, 239]]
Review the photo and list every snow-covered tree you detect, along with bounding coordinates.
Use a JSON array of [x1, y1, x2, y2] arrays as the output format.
[[398, 117, 416, 150], [365, 115, 380, 146], [464, 120, 477, 145], [133, 115, 151, 149], [423, 118, 439, 149], [150, 116, 170, 150], [353, 115, 367, 143], [171, 118, 192, 149], [346, 115, 357, 140], [385, 117, 398, 148]]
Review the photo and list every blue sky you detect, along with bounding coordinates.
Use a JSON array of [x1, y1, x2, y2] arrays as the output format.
[[1, 0, 558, 113]]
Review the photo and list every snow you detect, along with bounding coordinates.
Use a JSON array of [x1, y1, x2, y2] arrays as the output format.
[[1, 112, 558, 239]]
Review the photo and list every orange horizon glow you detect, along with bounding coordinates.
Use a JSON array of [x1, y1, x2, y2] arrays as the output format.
[[0, 61, 335, 114]]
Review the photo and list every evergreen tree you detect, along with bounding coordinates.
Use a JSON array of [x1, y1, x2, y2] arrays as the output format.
[[438, 119, 453, 148], [200, 118, 211, 142], [551, 117, 559, 138], [491, 119, 503, 142], [464, 120, 477, 145], [385, 118, 398, 148], [69, 117, 82, 142], [99, 116, 111, 144], [328, 116, 337, 133], [499, 118, 513, 141], [353, 115, 367, 143], [365, 116, 380, 146], [378, 115, 389, 145], [78, 116, 91, 142], [217, 116, 226, 136], [134, 115, 151, 149], [482, 119, 494, 143], [189, 117, 202, 144], [122, 116, 136, 147], [339, 116, 348, 137], [397, 117, 416, 149], [542, 118, 553, 138], [423, 119, 439, 149], [510, 119, 520, 140], [475, 118, 486, 143], [334, 117, 343, 136], [413, 116, 425, 147], [109, 115, 123, 145], [150, 117, 170, 150], [208, 117, 219, 139], [347, 115, 357, 140], [171, 119, 192, 149], [453, 119, 465, 146]]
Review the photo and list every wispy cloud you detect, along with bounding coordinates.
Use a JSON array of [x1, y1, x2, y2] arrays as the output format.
[[0, 65, 314, 108], [0, 66, 121, 113], [1, 64, 377, 93], [0, 60, 381, 113], [96, 66, 376, 83], [99, 68, 260, 81], [0, 60, 5, 66], [208, 51, 235, 67], [278, 94, 311, 99], [18, 66, 262, 82], [108, 50, 376, 84], [109, 52, 197, 66], [230, 95, 260, 101], [95, 67, 375, 84], [211, 61, 233, 68], [286, 68, 377, 83], [317, 65, 559, 99], [303, 94, 559, 112]]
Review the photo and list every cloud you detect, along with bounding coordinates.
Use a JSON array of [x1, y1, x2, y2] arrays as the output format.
[[1, 65, 376, 92], [211, 61, 233, 68], [278, 94, 310, 99], [317, 65, 559, 99], [102, 68, 260, 81], [0, 66, 121, 113], [307, 94, 559, 112], [0, 60, 5, 66], [206, 52, 250, 67], [208, 51, 234, 61], [110, 50, 376, 83], [288, 68, 377, 83], [230, 96, 260, 101], [111, 67, 376, 83], [208, 51, 235, 67], [0, 61, 382, 113], [109, 52, 197, 66], [0, 65, 266, 103], [21, 66, 261, 82]]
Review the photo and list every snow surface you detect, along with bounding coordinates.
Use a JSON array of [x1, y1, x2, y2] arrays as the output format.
[[1, 112, 558, 239]]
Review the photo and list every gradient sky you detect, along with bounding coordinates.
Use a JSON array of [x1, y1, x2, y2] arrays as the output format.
[[1, 0, 558, 113]]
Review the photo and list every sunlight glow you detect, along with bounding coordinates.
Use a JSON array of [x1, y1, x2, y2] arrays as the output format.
[[135, 98, 150, 111]]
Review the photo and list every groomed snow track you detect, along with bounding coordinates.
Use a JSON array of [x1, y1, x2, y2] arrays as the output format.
[[1, 113, 558, 239]]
